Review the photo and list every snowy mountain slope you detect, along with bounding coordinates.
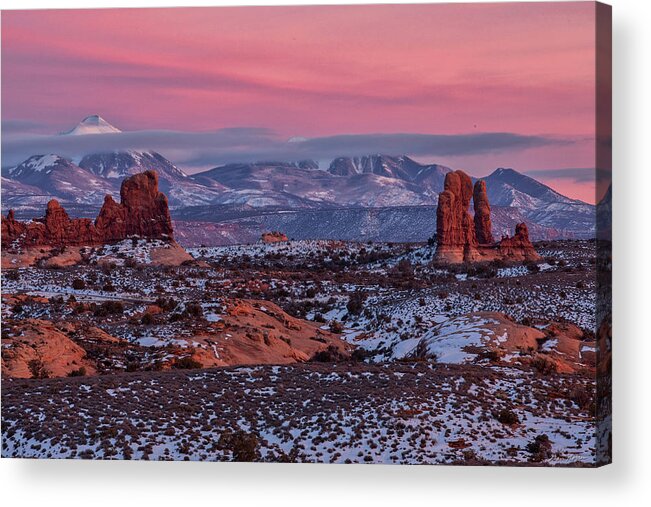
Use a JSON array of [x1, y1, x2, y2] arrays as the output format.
[[7, 154, 118, 205], [483, 168, 595, 236], [0, 176, 53, 210], [484, 168, 582, 207]]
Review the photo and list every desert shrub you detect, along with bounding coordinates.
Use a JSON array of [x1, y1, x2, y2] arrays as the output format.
[[169, 312, 183, 323], [392, 259, 414, 278], [140, 313, 154, 325], [173, 356, 202, 370], [28, 358, 50, 379], [218, 430, 260, 462], [526, 434, 553, 462], [525, 261, 540, 273], [329, 320, 344, 334], [495, 409, 519, 425], [569, 386, 595, 412], [101, 262, 117, 274], [350, 348, 370, 362], [467, 264, 497, 278], [67, 367, 87, 377], [93, 301, 124, 317], [126, 362, 140, 372], [6, 270, 20, 281], [305, 287, 317, 298], [72, 278, 86, 290], [346, 292, 366, 315], [311, 345, 347, 363], [155, 296, 178, 312], [184, 302, 204, 318], [531, 355, 558, 375], [481, 349, 502, 362]]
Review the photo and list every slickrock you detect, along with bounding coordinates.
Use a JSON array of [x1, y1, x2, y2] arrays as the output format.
[[1, 319, 98, 378]]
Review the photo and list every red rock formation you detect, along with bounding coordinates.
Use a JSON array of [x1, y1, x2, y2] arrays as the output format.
[[118, 170, 173, 238], [1, 210, 27, 246], [434, 170, 540, 263], [473, 180, 494, 245], [261, 231, 289, 243], [436, 170, 478, 263], [1, 170, 174, 249], [497, 223, 541, 262]]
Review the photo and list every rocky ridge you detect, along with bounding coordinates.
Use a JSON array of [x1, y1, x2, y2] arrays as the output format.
[[2, 170, 173, 249]]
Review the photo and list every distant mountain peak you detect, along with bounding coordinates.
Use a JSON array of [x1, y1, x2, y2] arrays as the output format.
[[11, 154, 68, 177], [491, 167, 518, 176], [327, 154, 449, 183], [62, 115, 122, 135]]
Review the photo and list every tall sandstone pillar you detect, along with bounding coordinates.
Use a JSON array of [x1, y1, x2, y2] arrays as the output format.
[[435, 170, 478, 263], [473, 180, 494, 245]]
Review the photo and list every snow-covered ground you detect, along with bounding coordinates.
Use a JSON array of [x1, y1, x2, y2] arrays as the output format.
[[1, 363, 597, 465]]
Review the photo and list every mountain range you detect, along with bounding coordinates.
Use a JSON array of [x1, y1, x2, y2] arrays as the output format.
[[1, 116, 596, 244]]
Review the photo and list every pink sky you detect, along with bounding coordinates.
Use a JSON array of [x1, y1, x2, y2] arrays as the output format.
[[1, 3, 601, 202]]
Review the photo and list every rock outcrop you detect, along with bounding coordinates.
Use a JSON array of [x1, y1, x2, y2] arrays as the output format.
[[412, 312, 594, 373], [261, 231, 289, 243], [1, 319, 98, 378], [497, 222, 540, 262], [2, 170, 173, 249], [434, 170, 540, 263], [473, 180, 494, 245], [436, 170, 478, 263]]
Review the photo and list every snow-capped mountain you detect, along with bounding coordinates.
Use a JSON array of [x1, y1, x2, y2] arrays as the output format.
[[484, 168, 581, 207], [62, 114, 122, 135], [62, 116, 187, 182], [78, 150, 186, 182], [329, 155, 450, 186], [191, 160, 438, 208], [57, 116, 224, 207], [483, 168, 595, 236], [8, 154, 117, 204]]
